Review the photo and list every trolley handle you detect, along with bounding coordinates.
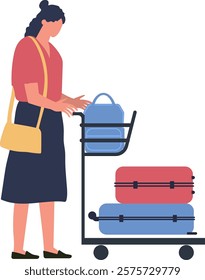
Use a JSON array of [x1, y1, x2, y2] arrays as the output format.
[[73, 112, 84, 118]]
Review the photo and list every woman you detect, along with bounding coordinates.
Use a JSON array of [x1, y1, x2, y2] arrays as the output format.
[[1, 0, 90, 259]]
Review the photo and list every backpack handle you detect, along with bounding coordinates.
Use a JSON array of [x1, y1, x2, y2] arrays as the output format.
[[92, 93, 115, 104]]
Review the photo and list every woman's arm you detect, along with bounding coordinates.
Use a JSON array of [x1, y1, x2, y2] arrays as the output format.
[[25, 83, 77, 117]]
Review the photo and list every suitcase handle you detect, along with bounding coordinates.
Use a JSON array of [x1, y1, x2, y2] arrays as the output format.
[[88, 211, 99, 221], [92, 93, 115, 104]]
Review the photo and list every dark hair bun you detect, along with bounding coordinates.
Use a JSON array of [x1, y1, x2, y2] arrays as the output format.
[[39, 0, 49, 10]]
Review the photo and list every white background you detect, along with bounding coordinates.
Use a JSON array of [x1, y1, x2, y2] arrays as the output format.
[[0, 0, 205, 279]]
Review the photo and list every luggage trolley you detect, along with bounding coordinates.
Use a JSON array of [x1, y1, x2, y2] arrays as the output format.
[[74, 111, 205, 260]]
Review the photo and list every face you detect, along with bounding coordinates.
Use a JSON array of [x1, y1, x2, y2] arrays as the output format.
[[42, 19, 63, 37]]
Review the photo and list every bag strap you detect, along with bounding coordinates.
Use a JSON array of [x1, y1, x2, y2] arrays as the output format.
[[7, 36, 48, 129], [7, 88, 15, 124], [29, 36, 48, 128]]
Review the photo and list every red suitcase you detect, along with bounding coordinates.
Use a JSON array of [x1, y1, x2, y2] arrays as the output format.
[[115, 166, 194, 203]]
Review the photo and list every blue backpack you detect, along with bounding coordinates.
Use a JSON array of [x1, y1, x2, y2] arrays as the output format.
[[84, 93, 124, 153]]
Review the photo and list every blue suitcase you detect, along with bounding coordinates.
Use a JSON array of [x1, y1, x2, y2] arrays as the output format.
[[89, 203, 195, 235], [84, 93, 124, 153]]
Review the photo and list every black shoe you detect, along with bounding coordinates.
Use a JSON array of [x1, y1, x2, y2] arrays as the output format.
[[11, 251, 39, 259], [43, 250, 72, 259]]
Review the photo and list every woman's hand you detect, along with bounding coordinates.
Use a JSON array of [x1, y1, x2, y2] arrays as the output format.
[[53, 99, 78, 117], [61, 94, 91, 110], [72, 95, 91, 110]]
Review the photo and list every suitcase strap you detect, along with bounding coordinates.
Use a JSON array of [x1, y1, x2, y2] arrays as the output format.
[[88, 212, 195, 223], [115, 181, 194, 189]]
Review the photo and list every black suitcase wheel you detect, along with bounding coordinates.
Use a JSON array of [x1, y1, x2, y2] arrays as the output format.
[[179, 245, 194, 260], [93, 245, 109, 260]]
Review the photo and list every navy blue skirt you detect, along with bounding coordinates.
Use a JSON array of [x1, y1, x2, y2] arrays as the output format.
[[1, 102, 67, 203]]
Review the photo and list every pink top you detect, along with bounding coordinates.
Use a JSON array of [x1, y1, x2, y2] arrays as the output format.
[[12, 36, 63, 102]]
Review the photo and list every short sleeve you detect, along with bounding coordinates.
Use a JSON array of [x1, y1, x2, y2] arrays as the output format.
[[12, 37, 44, 101]]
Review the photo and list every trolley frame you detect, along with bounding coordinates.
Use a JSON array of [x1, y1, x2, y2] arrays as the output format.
[[74, 111, 205, 259]]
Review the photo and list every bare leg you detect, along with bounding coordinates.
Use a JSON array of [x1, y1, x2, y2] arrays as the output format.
[[13, 203, 29, 254], [39, 201, 58, 253]]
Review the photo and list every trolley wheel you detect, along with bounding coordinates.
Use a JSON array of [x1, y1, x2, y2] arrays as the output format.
[[93, 245, 109, 260], [179, 245, 194, 260]]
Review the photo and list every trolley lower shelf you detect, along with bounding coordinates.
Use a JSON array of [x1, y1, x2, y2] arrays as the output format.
[[82, 237, 205, 260], [82, 237, 204, 245]]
